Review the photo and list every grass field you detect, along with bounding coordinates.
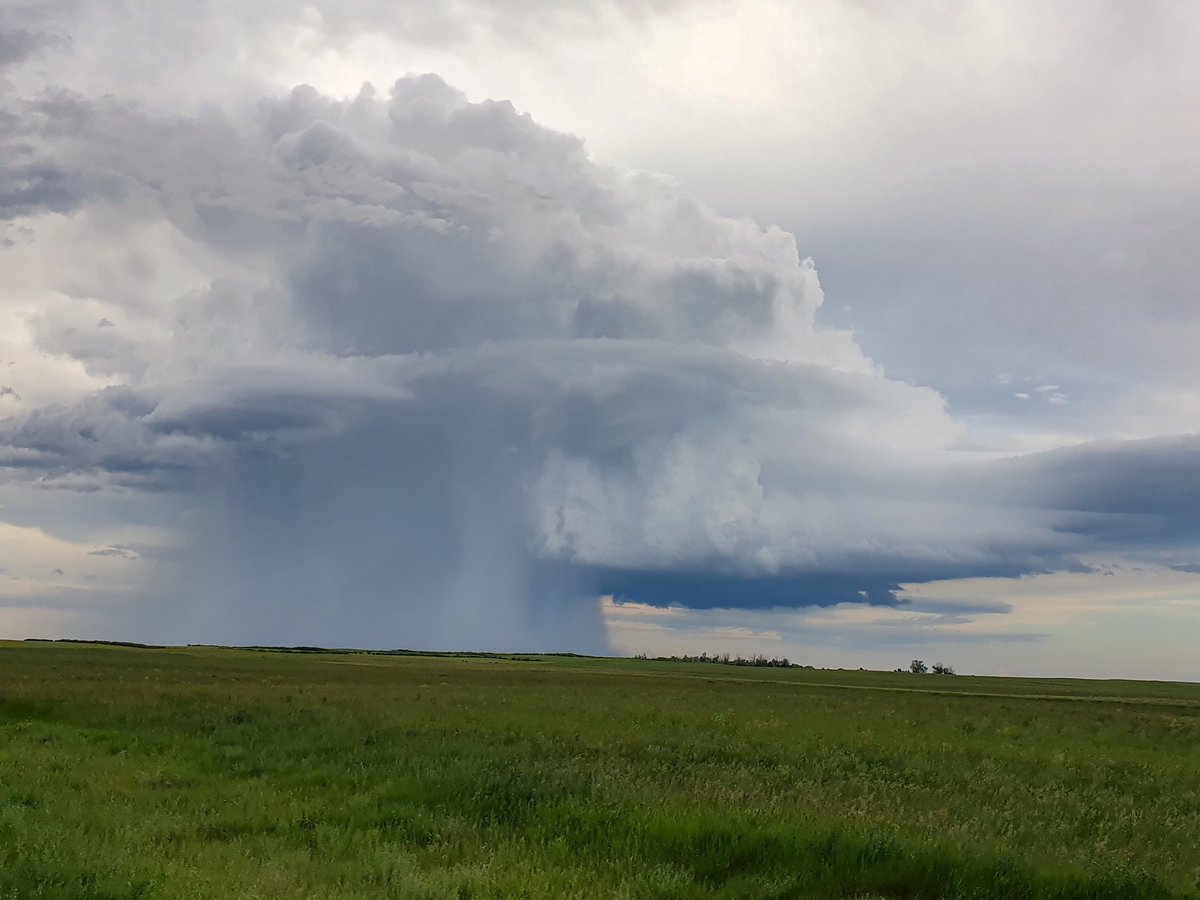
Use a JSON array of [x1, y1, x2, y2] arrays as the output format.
[[1, 641, 1198, 899]]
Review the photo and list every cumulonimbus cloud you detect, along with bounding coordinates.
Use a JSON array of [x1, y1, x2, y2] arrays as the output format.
[[0, 25, 1196, 650]]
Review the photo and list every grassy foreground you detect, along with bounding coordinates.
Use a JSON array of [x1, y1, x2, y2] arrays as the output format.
[[1, 642, 1198, 899]]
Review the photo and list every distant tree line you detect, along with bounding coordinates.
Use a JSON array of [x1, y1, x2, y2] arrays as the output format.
[[908, 659, 956, 675], [26, 638, 168, 649], [635, 652, 803, 669]]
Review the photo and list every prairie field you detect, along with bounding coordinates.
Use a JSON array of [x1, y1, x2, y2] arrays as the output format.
[[1, 640, 1198, 899]]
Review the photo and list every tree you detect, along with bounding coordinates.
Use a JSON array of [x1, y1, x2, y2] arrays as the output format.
[[931, 662, 956, 675], [909, 659, 928, 674]]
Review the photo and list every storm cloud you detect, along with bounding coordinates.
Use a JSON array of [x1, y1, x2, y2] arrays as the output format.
[[0, 3, 1197, 653]]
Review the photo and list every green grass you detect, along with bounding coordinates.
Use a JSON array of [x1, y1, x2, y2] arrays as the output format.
[[1, 641, 1198, 898]]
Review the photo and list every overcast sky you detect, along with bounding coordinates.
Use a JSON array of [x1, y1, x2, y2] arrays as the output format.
[[1, 1, 1197, 678]]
